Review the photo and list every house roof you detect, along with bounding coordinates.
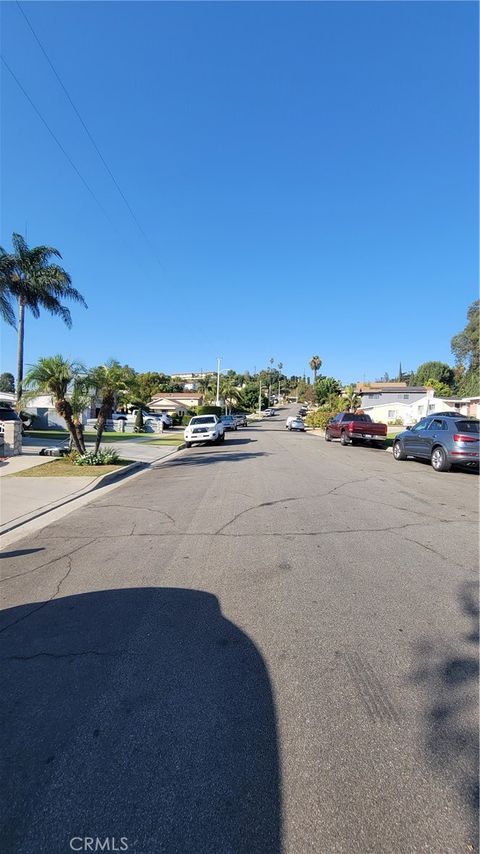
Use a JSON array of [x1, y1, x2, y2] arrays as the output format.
[[151, 392, 202, 400], [355, 382, 407, 391], [359, 386, 427, 394]]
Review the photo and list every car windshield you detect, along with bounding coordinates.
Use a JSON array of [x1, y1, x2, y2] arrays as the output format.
[[221, 416, 233, 421], [455, 420, 479, 433], [190, 416, 215, 425]]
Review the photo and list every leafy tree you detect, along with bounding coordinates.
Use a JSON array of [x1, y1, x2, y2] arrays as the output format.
[[314, 376, 342, 405], [24, 355, 86, 453], [0, 234, 87, 404], [412, 361, 455, 389], [451, 300, 479, 395], [309, 356, 322, 383], [303, 386, 316, 404], [0, 372, 15, 393], [296, 379, 308, 400], [425, 378, 452, 397], [241, 383, 268, 412], [343, 385, 361, 412], [88, 361, 131, 453]]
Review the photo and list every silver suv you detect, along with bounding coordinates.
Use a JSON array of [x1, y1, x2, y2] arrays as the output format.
[[393, 414, 479, 472]]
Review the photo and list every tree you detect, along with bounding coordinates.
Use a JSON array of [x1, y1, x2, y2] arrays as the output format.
[[451, 300, 479, 395], [0, 372, 15, 393], [0, 234, 87, 404], [88, 361, 132, 453], [309, 356, 322, 383], [241, 382, 267, 412], [412, 361, 455, 389], [425, 378, 452, 398], [220, 377, 245, 413], [134, 407, 144, 433], [314, 376, 342, 405], [23, 355, 86, 453], [343, 385, 361, 412]]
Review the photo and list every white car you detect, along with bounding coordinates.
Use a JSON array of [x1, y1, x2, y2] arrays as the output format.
[[184, 415, 225, 447], [286, 416, 305, 431]]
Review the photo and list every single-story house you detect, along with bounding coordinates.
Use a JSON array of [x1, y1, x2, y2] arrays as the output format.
[[149, 392, 203, 413]]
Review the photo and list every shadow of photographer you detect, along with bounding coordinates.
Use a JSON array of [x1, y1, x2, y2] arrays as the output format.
[[1, 587, 281, 853]]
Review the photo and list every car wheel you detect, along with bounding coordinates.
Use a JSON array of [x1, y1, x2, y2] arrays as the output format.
[[340, 430, 350, 446], [185, 442, 192, 448], [325, 429, 331, 442], [431, 445, 451, 472], [219, 433, 225, 442], [393, 441, 407, 461]]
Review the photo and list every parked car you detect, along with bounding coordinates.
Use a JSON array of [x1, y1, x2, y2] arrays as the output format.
[[392, 415, 479, 472], [234, 413, 248, 427], [287, 416, 305, 432], [220, 415, 238, 431], [264, 408, 276, 417], [112, 409, 172, 428], [184, 415, 225, 447], [325, 413, 387, 446], [298, 407, 308, 417]]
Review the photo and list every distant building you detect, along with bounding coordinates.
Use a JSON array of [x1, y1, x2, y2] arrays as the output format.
[[149, 392, 204, 414]]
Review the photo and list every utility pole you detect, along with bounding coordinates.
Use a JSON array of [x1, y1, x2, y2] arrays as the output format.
[[216, 357, 221, 406]]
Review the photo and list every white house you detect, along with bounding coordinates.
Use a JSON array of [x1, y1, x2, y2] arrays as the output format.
[[362, 389, 480, 425]]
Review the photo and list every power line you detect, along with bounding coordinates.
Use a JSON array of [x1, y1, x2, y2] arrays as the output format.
[[16, 1, 165, 271], [1, 54, 126, 243]]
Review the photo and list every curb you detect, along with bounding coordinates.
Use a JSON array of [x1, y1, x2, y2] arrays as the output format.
[[0, 444, 186, 544]]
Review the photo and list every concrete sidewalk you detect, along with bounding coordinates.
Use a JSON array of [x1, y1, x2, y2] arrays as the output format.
[[0, 441, 184, 542]]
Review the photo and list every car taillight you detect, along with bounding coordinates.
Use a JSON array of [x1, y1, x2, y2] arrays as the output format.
[[453, 434, 478, 443]]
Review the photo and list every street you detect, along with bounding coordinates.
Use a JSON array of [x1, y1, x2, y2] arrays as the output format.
[[1, 411, 478, 854]]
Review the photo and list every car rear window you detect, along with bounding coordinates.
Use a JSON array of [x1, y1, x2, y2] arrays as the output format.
[[343, 413, 369, 422], [455, 420, 479, 433]]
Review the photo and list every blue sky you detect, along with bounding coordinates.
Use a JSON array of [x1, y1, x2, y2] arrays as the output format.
[[1, 1, 478, 383]]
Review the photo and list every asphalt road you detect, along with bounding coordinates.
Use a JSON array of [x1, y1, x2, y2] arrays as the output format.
[[1, 410, 478, 854]]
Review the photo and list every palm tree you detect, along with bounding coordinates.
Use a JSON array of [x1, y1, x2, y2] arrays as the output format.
[[277, 362, 283, 398], [196, 374, 215, 402], [220, 377, 245, 413], [0, 233, 87, 404], [309, 355, 322, 384], [24, 355, 86, 453], [343, 385, 361, 412], [88, 361, 132, 453]]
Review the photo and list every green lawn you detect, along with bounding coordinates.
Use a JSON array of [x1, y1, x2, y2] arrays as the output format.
[[146, 436, 185, 446], [9, 459, 133, 478]]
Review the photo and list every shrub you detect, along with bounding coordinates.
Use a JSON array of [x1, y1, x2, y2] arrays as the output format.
[[305, 410, 338, 430], [134, 408, 144, 433], [74, 447, 120, 466]]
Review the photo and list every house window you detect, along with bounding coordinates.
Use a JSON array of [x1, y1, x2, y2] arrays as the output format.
[[403, 394, 409, 399], [388, 410, 396, 418], [428, 404, 435, 412]]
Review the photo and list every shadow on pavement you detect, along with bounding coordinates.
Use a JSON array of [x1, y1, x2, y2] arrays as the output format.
[[0, 548, 45, 559], [163, 451, 268, 468], [0, 587, 281, 854], [410, 580, 479, 849]]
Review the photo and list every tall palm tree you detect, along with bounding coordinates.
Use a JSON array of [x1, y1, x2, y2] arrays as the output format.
[[277, 362, 283, 398], [343, 385, 361, 413], [196, 374, 215, 402], [24, 355, 86, 453], [309, 355, 322, 384], [0, 233, 87, 404], [88, 361, 131, 453]]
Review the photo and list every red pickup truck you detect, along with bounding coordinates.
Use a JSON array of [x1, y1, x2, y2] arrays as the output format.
[[325, 412, 387, 446]]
